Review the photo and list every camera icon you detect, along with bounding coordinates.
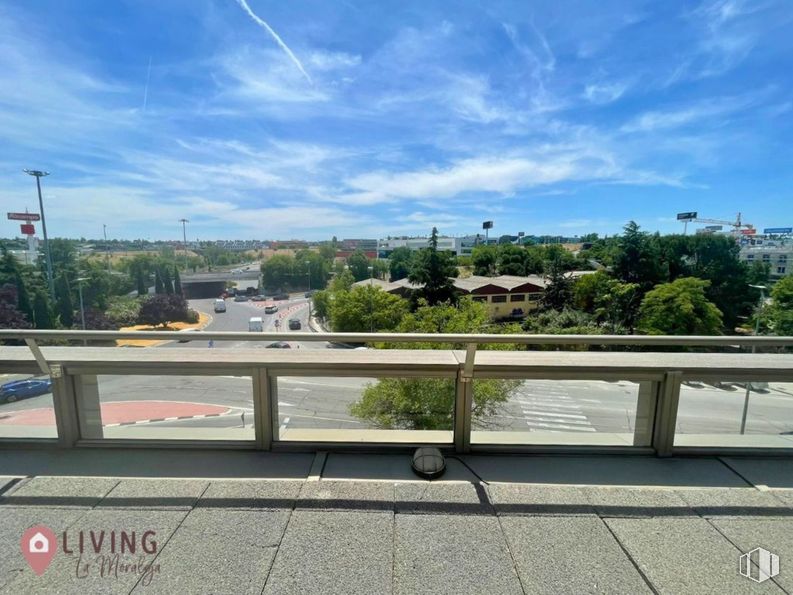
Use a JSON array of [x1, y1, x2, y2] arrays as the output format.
[[28, 532, 49, 554]]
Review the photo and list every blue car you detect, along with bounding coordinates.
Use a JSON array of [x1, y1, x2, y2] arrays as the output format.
[[0, 378, 53, 403]]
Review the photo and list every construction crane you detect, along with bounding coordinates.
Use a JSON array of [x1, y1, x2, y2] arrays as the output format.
[[680, 212, 754, 234]]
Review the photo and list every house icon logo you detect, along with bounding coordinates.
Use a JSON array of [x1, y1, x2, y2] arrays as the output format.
[[739, 547, 780, 583], [29, 532, 49, 553]]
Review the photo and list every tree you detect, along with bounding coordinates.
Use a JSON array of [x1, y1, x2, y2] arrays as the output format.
[[388, 247, 413, 281], [261, 254, 294, 289], [154, 270, 164, 294], [0, 284, 32, 330], [346, 250, 370, 282], [312, 289, 331, 320], [541, 252, 573, 311], [161, 266, 174, 294], [471, 245, 498, 276], [32, 290, 55, 329], [408, 228, 457, 306], [496, 245, 528, 276], [0, 247, 34, 322], [329, 269, 355, 292], [614, 221, 667, 289], [637, 277, 723, 335], [351, 298, 521, 429], [573, 271, 613, 313], [769, 276, 793, 335], [138, 294, 190, 328], [54, 274, 74, 327], [594, 281, 641, 333], [173, 267, 182, 295], [328, 285, 407, 332]]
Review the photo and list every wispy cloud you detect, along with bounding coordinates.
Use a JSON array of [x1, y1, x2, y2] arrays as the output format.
[[583, 81, 629, 104], [233, 0, 312, 83]]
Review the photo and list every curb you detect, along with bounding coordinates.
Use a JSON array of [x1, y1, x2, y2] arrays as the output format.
[[104, 409, 234, 428]]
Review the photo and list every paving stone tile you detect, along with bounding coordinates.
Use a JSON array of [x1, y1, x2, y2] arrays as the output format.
[[395, 481, 491, 514], [99, 479, 209, 509], [676, 488, 788, 517], [710, 517, 793, 592], [585, 487, 695, 517], [487, 483, 593, 515], [1, 509, 187, 594], [0, 477, 119, 508], [298, 480, 394, 511], [133, 509, 289, 594], [500, 515, 652, 594], [0, 506, 87, 590], [767, 489, 793, 508], [394, 514, 522, 595], [263, 510, 392, 595], [606, 517, 780, 594], [197, 480, 302, 510]]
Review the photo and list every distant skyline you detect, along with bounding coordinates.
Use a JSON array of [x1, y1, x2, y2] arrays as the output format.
[[1, 0, 792, 241]]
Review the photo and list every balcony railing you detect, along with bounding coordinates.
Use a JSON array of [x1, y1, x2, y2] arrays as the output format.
[[1, 329, 792, 456]]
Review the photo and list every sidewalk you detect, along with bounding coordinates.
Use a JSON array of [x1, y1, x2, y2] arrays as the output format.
[[0, 450, 792, 593]]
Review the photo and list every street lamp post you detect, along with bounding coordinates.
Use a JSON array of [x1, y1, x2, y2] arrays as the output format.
[[740, 284, 767, 434], [305, 260, 312, 319], [179, 218, 189, 248], [103, 224, 111, 272], [24, 169, 54, 299], [368, 265, 374, 333]]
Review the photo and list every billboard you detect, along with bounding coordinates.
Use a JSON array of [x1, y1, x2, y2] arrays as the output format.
[[740, 228, 756, 235], [677, 211, 697, 220], [20, 224, 35, 235], [763, 227, 792, 234], [7, 212, 40, 221], [705, 225, 723, 231], [482, 221, 494, 230]]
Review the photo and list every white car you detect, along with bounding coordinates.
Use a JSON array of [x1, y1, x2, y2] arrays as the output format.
[[248, 317, 264, 332], [213, 299, 226, 313]]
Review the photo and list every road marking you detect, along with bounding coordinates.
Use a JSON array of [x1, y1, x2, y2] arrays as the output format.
[[520, 409, 587, 419], [523, 415, 592, 426], [277, 401, 295, 407], [526, 421, 596, 432], [279, 416, 290, 432], [517, 400, 581, 409]]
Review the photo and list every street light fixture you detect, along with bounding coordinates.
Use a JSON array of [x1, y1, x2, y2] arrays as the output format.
[[740, 284, 768, 434], [23, 169, 54, 299]]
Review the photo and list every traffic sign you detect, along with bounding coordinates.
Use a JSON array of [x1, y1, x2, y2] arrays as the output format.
[[676, 212, 697, 221], [763, 227, 792, 234], [7, 212, 40, 221], [20, 224, 35, 235]]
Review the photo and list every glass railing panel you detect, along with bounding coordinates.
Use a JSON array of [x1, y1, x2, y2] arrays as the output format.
[[0, 372, 57, 438]]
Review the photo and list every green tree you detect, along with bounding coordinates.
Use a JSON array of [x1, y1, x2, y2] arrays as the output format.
[[312, 289, 331, 320], [32, 290, 55, 329], [408, 227, 457, 305], [54, 274, 74, 327], [173, 267, 182, 295], [471, 245, 497, 276], [0, 285, 32, 331], [573, 271, 613, 313], [328, 285, 408, 332], [541, 252, 573, 311], [0, 247, 34, 322], [637, 277, 723, 335], [161, 266, 174, 294], [138, 294, 190, 328], [261, 254, 294, 289], [329, 269, 355, 292], [352, 298, 521, 430], [594, 280, 641, 333], [346, 250, 370, 282], [614, 221, 667, 289], [497, 245, 528, 275], [769, 276, 793, 335], [388, 247, 413, 281], [154, 270, 164, 294]]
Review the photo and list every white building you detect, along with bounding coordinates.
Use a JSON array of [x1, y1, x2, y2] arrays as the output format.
[[739, 239, 792, 279], [379, 235, 481, 257]]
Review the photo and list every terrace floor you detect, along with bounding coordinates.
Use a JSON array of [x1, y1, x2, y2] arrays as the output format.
[[1, 449, 792, 594]]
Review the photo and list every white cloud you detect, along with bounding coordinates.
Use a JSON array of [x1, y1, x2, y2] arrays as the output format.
[[584, 81, 629, 104]]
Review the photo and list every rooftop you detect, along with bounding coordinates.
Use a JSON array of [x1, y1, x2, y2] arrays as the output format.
[[1, 448, 791, 593]]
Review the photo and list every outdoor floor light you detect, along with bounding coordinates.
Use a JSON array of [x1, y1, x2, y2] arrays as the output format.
[[411, 447, 446, 479]]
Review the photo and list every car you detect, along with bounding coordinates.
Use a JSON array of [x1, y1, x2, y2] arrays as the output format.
[[288, 319, 302, 330], [249, 317, 264, 332], [234, 295, 248, 302], [266, 341, 291, 348], [274, 293, 290, 301], [178, 328, 200, 342], [0, 377, 53, 403], [251, 295, 265, 302], [213, 299, 226, 313], [264, 304, 278, 314], [304, 290, 316, 298]]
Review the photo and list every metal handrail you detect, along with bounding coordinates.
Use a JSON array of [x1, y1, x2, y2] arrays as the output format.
[[1, 329, 793, 347]]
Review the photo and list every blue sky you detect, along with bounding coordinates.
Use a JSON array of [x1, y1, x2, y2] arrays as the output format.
[[1, 0, 792, 241]]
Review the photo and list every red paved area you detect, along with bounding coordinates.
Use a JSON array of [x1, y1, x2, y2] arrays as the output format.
[[0, 401, 230, 426]]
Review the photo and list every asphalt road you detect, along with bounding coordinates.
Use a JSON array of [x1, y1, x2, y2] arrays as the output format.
[[2, 293, 793, 440]]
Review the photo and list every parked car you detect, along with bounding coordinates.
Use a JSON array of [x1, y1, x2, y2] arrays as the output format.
[[251, 295, 265, 302], [0, 377, 53, 403], [288, 319, 302, 330], [274, 293, 290, 301], [304, 290, 316, 298], [234, 295, 248, 302], [266, 341, 291, 348], [213, 299, 226, 313], [264, 304, 278, 314]]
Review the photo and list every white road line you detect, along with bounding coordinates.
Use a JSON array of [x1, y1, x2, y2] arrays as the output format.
[[523, 415, 592, 426], [287, 388, 310, 393], [526, 421, 596, 432], [279, 416, 290, 432], [517, 400, 581, 409], [520, 393, 571, 399], [520, 410, 587, 419], [277, 401, 295, 407], [579, 399, 603, 403]]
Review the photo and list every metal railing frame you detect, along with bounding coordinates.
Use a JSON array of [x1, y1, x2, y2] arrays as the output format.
[[1, 330, 792, 456]]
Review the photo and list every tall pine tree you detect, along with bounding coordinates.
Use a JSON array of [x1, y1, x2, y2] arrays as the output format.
[[161, 267, 174, 294], [154, 270, 164, 294], [55, 274, 74, 327], [173, 266, 182, 295]]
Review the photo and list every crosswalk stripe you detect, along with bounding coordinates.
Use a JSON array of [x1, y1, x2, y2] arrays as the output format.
[[526, 421, 596, 432], [521, 409, 587, 419], [517, 400, 581, 409], [523, 415, 592, 425]]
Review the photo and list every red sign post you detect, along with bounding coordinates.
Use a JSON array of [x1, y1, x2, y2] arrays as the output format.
[[7, 212, 41, 221], [20, 224, 35, 235]]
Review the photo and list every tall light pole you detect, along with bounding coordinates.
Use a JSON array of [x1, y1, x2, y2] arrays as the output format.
[[179, 218, 189, 248], [304, 260, 312, 318], [740, 284, 767, 434], [24, 169, 54, 299], [103, 224, 111, 272], [368, 265, 374, 333]]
